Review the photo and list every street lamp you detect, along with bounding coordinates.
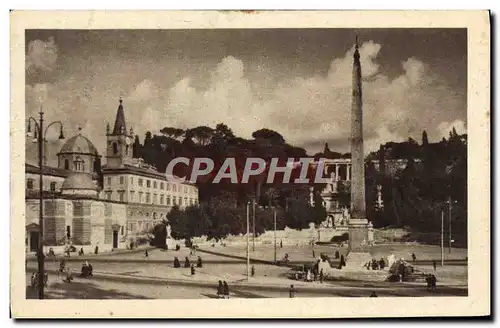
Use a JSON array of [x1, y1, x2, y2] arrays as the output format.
[[246, 201, 250, 280], [273, 209, 277, 264], [446, 197, 458, 254], [27, 106, 65, 300], [252, 199, 256, 252]]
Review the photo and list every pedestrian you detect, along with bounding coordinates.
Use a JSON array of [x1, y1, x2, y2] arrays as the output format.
[[369, 291, 378, 297], [319, 269, 324, 283], [425, 274, 432, 291], [335, 250, 340, 259], [251, 265, 255, 277], [217, 280, 224, 298], [94, 245, 99, 254], [191, 264, 195, 275], [144, 250, 149, 258], [173, 257, 180, 268], [289, 284, 296, 298], [433, 260, 437, 271], [340, 254, 346, 267], [412, 253, 417, 262], [431, 274, 437, 290], [184, 256, 191, 268], [312, 249, 315, 258], [197, 256, 203, 268], [280, 240, 283, 248], [223, 281, 230, 299], [79, 248, 84, 256]]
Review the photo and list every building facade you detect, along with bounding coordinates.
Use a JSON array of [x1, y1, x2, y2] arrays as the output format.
[[25, 99, 198, 253]]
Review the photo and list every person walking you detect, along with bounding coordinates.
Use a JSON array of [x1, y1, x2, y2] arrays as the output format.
[[217, 280, 224, 299], [251, 265, 255, 277], [191, 264, 195, 275], [433, 260, 437, 271], [223, 281, 230, 299], [144, 250, 149, 258], [289, 285, 296, 298]]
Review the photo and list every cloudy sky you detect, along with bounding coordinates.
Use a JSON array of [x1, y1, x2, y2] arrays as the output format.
[[25, 29, 466, 158]]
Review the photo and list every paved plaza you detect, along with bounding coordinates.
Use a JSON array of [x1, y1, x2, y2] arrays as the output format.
[[26, 243, 468, 299]]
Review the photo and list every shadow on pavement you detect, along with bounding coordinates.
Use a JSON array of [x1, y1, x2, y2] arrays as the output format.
[[26, 281, 151, 299]]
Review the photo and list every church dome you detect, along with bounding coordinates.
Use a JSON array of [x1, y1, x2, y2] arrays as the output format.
[[59, 130, 99, 156], [61, 172, 97, 191]]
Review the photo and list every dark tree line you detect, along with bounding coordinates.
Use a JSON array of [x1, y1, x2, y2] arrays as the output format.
[[135, 123, 467, 243]]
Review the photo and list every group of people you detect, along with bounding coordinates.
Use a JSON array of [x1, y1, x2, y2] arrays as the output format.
[[216, 280, 230, 299], [364, 258, 386, 270], [80, 261, 93, 278], [30, 271, 48, 289], [173, 256, 203, 275], [425, 274, 438, 291]]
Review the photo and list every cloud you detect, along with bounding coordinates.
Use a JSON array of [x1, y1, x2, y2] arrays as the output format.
[[160, 41, 465, 153], [25, 40, 466, 158], [128, 79, 160, 102], [437, 119, 467, 139], [26, 36, 58, 84]]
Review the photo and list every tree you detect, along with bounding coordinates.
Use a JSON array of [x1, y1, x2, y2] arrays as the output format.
[[160, 127, 185, 140], [186, 126, 214, 146], [252, 128, 285, 144], [422, 130, 429, 146], [132, 135, 142, 158], [167, 206, 191, 240], [323, 142, 330, 154]]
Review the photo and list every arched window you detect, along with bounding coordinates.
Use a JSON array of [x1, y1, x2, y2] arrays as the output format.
[[81, 160, 85, 172], [126, 145, 129, 155], [113, 142, 118, 154], [64, 159, 69, 170]]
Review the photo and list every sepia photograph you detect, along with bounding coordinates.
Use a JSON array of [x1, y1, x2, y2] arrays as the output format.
[[10, 10, 490, 318]]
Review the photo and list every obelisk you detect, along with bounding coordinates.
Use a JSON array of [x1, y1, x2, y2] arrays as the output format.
[[348, 36, 369, 252]]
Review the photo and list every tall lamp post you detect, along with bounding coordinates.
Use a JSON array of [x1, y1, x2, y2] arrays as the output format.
[[446, 197, 458, 254], [27, 107, 65, 299], [246, 201, 250, 279], [252, 199, 256, 252]]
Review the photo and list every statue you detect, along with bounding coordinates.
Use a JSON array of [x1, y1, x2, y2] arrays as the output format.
[[329, 172, 338, 193]]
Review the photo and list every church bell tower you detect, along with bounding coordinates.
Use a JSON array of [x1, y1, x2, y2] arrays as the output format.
[[106, 98, 133, 168]]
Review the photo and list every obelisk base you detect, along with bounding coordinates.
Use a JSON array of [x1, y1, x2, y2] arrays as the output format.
[[348, 218, 369, 251]]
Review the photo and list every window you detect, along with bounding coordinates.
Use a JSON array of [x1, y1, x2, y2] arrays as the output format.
[[184, 186, 188, 193], [138, 178, 143, 187], [126, 145, 129, 155], [153, 194, 157, 204], [184, 197, 188, 205], [167, 183, 171, 191], [119, 191, 124, 202], [160, 195, 164, 205], [66, 226, 71, 239], [173, 184, 177, 192], [113, 142, 118, 154], [64, 159, 69, 170], [147, 180, 151, 188], [138, 192, 143, 203], [179, 197, 182, 206], [121, 226, 124, 236], [146, 193, 150, 203], [120, 176, 124, 184], [50, 182, 56, 192], [166, 196, 171, 205], [160, 182, 164, 189], [107, 177, 112, 185], [27, 179, 34, 189], [172, 196, 176, 205], [106, 191, 112, 200], [130, 177, 134, 185], [130, 191, 135, 202], [153, 181, 157, 189]]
